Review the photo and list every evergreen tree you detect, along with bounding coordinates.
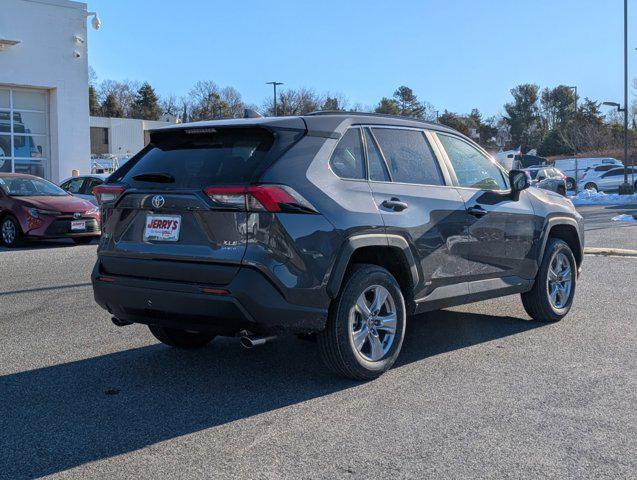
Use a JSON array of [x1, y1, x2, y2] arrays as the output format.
[[322, 96, 343, 111], [88, 85, 101, 116], [375, 97, 400, 115], [393, 86, 425, 118], [131, 82, 161, 120], [101, 93, 124, 118], [504, 84, 542, 152], [438, 110, 469, 136]]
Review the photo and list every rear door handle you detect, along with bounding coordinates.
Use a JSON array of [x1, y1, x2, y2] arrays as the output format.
[[381, 198, 409, 212], [467, 205, 487, 217]]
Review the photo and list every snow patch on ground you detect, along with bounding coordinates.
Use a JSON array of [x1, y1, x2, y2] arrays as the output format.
[[569, 189, 637, 205], [611, 214, 637, 223]]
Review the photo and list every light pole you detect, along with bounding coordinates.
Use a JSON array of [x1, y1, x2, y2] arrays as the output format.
[[618, 0, 633, 193], [266, 81, 283, 116], [603, 98, 631, 193], [567, 86, 578, 192]]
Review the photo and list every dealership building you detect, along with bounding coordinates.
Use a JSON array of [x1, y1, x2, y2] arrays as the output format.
[[0, 0, 94, 183], [1, 0, 173, 183]]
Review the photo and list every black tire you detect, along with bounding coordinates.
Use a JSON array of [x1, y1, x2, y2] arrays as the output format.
[[317, 264, 406, 380], [148, 325, 216, 348], [521, 238, 577, 322], [584, 182, 598, 192], [72, 237, 95, 245], [565, 178, 575, 190], [557, 185, 566, 196], [1, 215, 23, 247]]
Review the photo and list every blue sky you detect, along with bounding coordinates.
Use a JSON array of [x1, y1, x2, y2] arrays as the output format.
[[87, 0, 636, 117]]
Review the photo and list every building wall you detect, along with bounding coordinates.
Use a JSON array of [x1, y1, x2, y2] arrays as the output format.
[[89, 117, 174, 156], [0, 0, 89, 182]]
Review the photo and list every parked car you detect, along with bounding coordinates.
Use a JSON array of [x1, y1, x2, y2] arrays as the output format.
[[92, 113, 584, 380], [524, 166, 567, 196], [59, 174, 109, 205], [554, 157, 623, 190], [0, 173, 101, 247], [581, 166, 637, 192], [515, 154, 547, 169]]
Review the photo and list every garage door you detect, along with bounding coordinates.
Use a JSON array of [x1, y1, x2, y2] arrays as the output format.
[[0, 87, 50, 179]]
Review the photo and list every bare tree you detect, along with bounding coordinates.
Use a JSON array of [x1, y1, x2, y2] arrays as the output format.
[[188, 81, 233, 120], [262, 87, 323, 116], [160, 94, 181, 116], [98, 79, 141, 117], [219, 86, 245, 118]]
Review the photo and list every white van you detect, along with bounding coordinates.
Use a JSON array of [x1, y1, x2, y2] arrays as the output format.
[[553, 157, 623, 189]]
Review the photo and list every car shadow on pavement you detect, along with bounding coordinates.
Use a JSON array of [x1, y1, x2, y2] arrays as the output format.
[[0, 238, 93, 253], [0, 310, 542, 479]]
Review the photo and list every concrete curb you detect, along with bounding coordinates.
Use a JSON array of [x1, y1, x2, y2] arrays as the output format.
[[584, 247, 637, 257]]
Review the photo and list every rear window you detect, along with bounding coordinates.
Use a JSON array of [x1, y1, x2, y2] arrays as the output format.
[[113, 127, 300, 188]]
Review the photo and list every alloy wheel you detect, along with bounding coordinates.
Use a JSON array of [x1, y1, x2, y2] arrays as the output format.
[[349, 285, 397, 362], [546, 251, 573, 309], [2, 219, 16, 245]]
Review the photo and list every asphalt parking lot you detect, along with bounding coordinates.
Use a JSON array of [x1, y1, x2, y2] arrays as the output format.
[[1, 204, 635, 479]]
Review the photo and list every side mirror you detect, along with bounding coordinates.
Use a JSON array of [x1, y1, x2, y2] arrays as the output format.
[[509, 169, 530, 201]]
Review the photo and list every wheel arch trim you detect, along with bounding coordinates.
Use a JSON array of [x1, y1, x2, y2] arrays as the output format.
[[538, 216, 584, 267], [326, 234, 419, 298]]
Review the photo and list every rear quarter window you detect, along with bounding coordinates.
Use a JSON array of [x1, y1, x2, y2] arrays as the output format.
[[329, 128, 365, 180]]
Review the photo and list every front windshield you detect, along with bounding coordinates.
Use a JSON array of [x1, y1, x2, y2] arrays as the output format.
[[0, 176, 67, 197]]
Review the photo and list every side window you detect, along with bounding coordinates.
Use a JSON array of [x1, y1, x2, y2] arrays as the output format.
[[371, 128, 444, 185], [329, 128, 365, 180], [64, 177, 85, 194], [83, 178, 103, 195], [603, 169, 622, 178], [363, 128, 390, 182], [438, 134, 507, 190]]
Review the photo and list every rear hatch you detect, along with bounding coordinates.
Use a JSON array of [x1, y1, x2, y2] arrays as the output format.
[[97, 120, 306, 285]]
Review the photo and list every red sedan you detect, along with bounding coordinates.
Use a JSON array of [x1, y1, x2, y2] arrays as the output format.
[[0, 173, 101, 247]]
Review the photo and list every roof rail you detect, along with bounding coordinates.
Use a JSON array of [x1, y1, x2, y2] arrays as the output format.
[[305, 110, 437, 124]]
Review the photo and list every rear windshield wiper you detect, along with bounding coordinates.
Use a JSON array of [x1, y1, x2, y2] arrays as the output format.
[[132, 172, 175, 183]]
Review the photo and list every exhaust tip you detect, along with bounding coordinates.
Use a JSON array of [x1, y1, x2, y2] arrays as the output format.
[[239, 334, 276, 349]]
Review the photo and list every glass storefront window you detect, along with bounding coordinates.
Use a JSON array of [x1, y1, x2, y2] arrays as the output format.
[[0, 134, 10, 157], [0, 87, 50, 179], [12, 90, 47, 111], [0, 90, 9, 109], [13, 111, 47, 135]]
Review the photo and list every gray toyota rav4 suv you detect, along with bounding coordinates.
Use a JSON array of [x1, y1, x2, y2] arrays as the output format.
[[92, 112, 584, 380]]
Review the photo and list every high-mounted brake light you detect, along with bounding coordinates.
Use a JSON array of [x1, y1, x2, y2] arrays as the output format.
[[93, 185, 126, 205], [203, 185, 317, 214]]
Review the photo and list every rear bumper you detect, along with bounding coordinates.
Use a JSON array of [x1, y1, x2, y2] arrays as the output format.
[[91, 261, 328, 334]]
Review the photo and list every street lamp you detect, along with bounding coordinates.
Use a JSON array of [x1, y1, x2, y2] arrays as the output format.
[[602, 100, 632, 192], [567, 86, 578, 193], [266, 81, 283, 116], [617, 0, 634, 193]]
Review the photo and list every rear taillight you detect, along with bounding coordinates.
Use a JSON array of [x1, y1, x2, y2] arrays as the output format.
[[204, 185, 317, 214], [93, 185, 126, 205]]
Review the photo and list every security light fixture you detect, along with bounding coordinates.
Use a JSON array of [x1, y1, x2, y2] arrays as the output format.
[[0, 38, 20, 51], [87, 12, 101, 30], [602, 101, 624, 111]]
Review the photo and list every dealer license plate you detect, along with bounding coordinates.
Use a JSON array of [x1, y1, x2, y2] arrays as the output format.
[[144, 214, 181, 242], [71, 220, 86, 231]]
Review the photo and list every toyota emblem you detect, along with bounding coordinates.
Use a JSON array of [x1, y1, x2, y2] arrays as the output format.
[[73, 212, 81, 219], [151, 195, 165, 209]]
